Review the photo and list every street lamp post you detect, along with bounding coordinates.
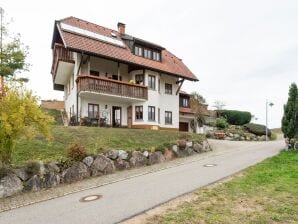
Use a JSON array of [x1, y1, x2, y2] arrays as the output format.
[[265, 100, 274, 141]]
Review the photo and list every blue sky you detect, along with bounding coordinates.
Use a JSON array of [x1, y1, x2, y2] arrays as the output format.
[[1, 0, 297, 128]]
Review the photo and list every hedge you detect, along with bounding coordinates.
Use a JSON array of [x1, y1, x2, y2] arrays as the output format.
[[244, 123, 271, 136], [219, 110, 251, 125]]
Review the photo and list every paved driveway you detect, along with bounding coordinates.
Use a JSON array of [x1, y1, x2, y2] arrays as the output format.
[[0, 139, 284, 224]]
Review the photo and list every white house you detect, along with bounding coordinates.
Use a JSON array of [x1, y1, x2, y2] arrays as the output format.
[[50, 17, 198, 131]]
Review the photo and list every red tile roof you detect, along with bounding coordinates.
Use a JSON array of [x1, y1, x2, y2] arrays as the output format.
[[54, 17, 198, 81]]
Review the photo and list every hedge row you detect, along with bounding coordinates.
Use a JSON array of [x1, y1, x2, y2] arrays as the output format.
[[219, 110, 251, 125]]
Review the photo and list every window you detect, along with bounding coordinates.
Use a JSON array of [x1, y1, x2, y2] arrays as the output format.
[[135, 74, 144, 85], [165, 111, 172, 124], [153, 51, 161, 61], [88, 104, 99, 118], [90, 70, 100, 76], [158, 108, 160, 124], [134, 46, 143, 56], [148, 106, 155, 121], [144, 48, 152, 59], [135, 106, 143, 120], [72, 105, 75, 116], [180, 97, 190, 108], [165, 83, 172, 94], [148, 75, 156, 90]]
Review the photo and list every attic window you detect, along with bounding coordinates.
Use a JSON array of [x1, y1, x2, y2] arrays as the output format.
[[111, 32, 117, 38]]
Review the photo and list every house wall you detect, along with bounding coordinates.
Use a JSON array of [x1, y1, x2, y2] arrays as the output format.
[[63, 54, 181, 130], [130, 70, 179, 130], [64, 52, 80, 119], [80, 97, 129, 126]]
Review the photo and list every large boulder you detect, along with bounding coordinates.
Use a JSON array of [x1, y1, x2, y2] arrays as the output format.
[[82, 156, 94, 167], [0, 173, 23, 198], [43, 172, 60, 188], [148, 151, 165, 165], [171, 145, 178, 154], [129, 151, 148, 167], [193, 143, 203, 153], [24, 175, 41, 191], [62, 162, 89, 183], [114, 158, 130, 170], [177, 139, 187, 150], [105, 150, 119, 160], [91, 155, 115, 176], [47, 162, 60, 173], [14, 167, 29, 181], [118, 150, 129, 160], [164, 149, 175, 161]]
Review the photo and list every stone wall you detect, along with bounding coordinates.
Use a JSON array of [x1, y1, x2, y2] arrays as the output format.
[[0, 140, 211, 199]]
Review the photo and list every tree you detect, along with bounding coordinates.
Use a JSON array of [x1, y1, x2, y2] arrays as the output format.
[[0, 83, 53, 165], [213, 100, 226, 110], [282, 82, 298, 145], [0, 8, 28, 95], [190, 92, 207, 132]]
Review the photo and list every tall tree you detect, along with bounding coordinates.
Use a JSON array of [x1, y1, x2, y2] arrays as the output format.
[[190, 92, 207, 132], [213, 100, 226, 110], [0, 8, 28, 95], [282, 82, 298, 144]]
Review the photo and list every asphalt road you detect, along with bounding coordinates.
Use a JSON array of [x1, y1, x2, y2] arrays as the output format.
[[0, 139, 284, 224]]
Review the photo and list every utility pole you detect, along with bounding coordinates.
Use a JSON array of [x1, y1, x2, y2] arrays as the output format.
[[265, 100, 274, 141]]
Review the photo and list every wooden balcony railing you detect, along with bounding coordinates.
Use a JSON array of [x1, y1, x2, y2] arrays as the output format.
[[51, 43, 74, 76], [77, 75, 148, 100]]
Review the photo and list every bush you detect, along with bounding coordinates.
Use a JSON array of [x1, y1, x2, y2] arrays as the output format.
[[215, 117, 229, 129], [25, 161, 41, 176], [270, 132, 277, 141], [244, 123, 271, 136], [219, 110, 252, 125], [65, 143, 87, 161]]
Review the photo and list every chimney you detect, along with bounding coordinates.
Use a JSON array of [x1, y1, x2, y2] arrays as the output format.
[[117, 22, 126, 35]]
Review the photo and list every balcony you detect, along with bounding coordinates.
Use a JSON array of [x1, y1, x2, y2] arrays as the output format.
[[51, 44, 75, 89], [77, 75, 148, 101]]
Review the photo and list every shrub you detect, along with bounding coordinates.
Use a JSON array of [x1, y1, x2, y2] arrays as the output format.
[[215, 117, 229, 129], [270, 132, 277, 141], [244, 123, 271, 136], [219, 110, 252, 125], [25, 161, 41, 176], [65, 143, 87, 161]]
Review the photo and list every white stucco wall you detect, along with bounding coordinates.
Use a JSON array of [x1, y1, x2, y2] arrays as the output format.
[[63, 55, 182, 129]]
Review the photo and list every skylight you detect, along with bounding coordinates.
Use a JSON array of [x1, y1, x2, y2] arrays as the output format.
[[60, 23, 125, 48]]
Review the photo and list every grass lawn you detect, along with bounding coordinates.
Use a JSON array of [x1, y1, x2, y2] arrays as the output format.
[[147, 151, 298, 224], [14, 125, 204, 166]]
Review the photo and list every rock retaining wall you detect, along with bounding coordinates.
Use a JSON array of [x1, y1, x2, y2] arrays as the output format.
[[0, 140, 211, 199]]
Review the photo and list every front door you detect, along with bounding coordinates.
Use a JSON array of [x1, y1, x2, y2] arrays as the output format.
[[127, 106, 132, 128], [112, 106, 121, 127], [179, 122, 189, 132]]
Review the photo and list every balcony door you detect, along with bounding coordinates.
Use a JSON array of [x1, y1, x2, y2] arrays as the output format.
[[112, 106, 121, 127]]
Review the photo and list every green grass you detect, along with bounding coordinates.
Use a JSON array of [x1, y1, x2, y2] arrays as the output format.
[[147, 151, 298, 224], [13, 125, 204, 166]]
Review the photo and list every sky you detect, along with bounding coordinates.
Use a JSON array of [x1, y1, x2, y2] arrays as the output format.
[[1, 0, 297, 128]]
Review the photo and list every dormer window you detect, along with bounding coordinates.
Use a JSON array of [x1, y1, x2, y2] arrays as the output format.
[[134, 45, 161, 62], [134, 46, 143, 56]]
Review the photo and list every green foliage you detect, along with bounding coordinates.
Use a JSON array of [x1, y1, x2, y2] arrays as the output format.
[[65, 143, 87, 161], [215, 117, 229, 129], [42, 108, 63, 125], [282, 83, 298, 141], [219, 110, 252, 125], [270, 132, 277, 141], [244, 123, 271, 136], [25, 161, 40, 176], [0, 84, 53, 165], [0, 37, 28, 78]]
